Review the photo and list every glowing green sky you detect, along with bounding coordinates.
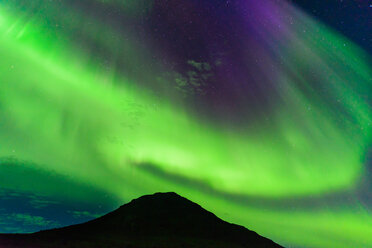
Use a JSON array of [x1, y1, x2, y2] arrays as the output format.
[[0, 1, 371, 248]]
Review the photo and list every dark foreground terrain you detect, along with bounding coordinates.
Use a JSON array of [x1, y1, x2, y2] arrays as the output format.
[[0, 192, 283, 248]]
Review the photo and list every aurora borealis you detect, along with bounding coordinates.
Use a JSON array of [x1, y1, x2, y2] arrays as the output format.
[[0, 0, 371, 247]]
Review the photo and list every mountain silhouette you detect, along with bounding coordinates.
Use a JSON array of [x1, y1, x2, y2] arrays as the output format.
[[0, 192, 283, 247]]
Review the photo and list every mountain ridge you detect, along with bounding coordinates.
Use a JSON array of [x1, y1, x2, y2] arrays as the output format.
[[0, 192, 284, 248]]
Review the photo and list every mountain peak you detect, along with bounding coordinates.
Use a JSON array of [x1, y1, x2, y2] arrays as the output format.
[[126, 192, 188, 205], [120, 192, 207, 214], [92, 192, 222, 233]]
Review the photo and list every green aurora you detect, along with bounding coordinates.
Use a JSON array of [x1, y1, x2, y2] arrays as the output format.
[[0, 1, 371, 248]]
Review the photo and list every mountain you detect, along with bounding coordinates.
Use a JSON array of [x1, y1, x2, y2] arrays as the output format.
[[0, 192, 283, 248]]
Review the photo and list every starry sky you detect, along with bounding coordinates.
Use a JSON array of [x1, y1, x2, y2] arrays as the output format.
[[0, 1, 371, 248]]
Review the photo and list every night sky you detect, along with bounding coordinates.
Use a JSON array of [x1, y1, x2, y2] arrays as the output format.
[[0, 1, 371, 248]]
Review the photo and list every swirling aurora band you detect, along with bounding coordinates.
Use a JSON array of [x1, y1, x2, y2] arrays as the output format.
[[0, 1, 371, 248]]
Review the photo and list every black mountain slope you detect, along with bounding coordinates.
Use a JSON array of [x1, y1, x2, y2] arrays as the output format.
[[0, 192, 284, 248]]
